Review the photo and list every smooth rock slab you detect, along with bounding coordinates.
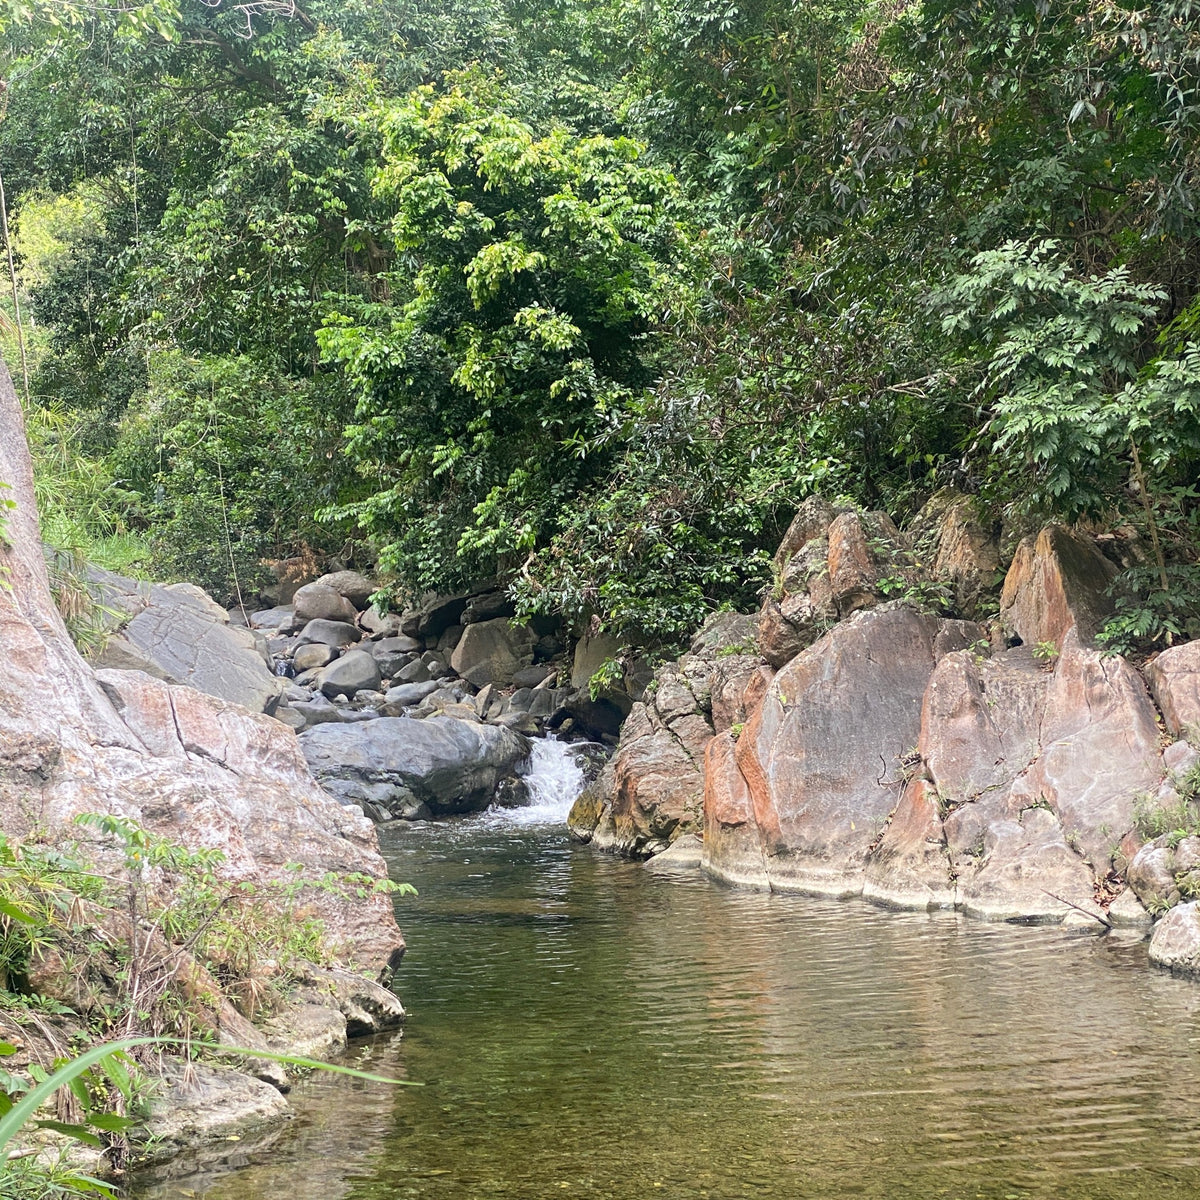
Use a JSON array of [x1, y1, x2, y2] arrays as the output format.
[[1150, 901, 1200, 976]]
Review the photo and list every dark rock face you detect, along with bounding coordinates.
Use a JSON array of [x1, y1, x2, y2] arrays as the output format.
[[450, 617, 537, 687], [299, 716, 529, 819]]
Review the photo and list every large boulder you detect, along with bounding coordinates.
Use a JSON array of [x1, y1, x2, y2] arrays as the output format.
[[296, 618, 362, 648], [704, 605, 979, 896], [399, 591, 468, 640], [450, 618, 536, 687], [317, 650, 382, 699], [0, 365, 402, 976], [300, 716, 529, 819], [90, 569, 285, 714], [292, 581, 358, 625], [315, 570, 375, 609], [1149, 901, 1200, 977], [998, 524, 1118, 650], [908, 489, 1001, 618]]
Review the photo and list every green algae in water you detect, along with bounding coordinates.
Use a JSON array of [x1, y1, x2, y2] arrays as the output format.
[[135, 820, 1200, 1200]]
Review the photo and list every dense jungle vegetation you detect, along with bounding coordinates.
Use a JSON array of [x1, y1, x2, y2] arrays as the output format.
[[2, 0, 1199, 653]]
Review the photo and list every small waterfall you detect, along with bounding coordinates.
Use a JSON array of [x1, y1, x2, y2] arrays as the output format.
[[480, 738, 586, 827]]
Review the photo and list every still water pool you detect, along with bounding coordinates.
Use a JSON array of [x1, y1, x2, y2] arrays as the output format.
[[137, 808, 1200, 1200]]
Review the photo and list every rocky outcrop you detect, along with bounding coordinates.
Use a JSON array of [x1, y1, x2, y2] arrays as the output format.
[[299, 716, 529, 820], [998, 524, 1118, 650], [586, 496, 1193, 938], [450, 617, 536, 687], [568, 612, 757, 855]]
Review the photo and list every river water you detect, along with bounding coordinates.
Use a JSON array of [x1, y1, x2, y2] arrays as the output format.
[[139, 741, 1200, 1200]]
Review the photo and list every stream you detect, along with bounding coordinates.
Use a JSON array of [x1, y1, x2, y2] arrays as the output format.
[[138, 740, 1200, 1199]]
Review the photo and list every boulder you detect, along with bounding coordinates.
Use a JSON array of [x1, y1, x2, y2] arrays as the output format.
[[392, 658, 432, 685], [461, 589, 516, 625], [249, 605, 296, 632], [384, 680, 442, 708], [571, 631, 622, 690], [359, 609, 404, 638], [260, 554, 321, 607], [315, 570, 375, 609], [318, 650, 382, 699], [296, 618, 362, 648], [450, 618, 536, 687], [399, 591, 469, 640], [292, 581, 358, 625], [1146, 641, 1200, 741], [998, 524, 1118, 650], [300, 716, 529, 818], [706, 605, 979, 895], [644, 833, 705, 873], [90, 567, 285, 714], [1149, 901, 1200, 976]]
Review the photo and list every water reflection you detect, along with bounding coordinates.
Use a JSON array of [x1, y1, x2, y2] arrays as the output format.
[[135, 817, 1200, 1200]]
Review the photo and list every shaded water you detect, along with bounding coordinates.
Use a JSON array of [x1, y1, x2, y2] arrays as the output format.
[[138, 775, 1200, 1199]]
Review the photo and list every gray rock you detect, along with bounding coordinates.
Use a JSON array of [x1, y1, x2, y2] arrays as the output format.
[[318, 650, 383, 699], [399, 592, 469, 640], [90, 568, 285, 714], [272, 704, 306, 732], [315, 570, 375, 609], [437, 624, 464, 653], [250, 606, 296, 632], [1128, 843, 1177, 909], [461, 590, 515, 625], [393, 658, 432, 684], [385, 680, 442, 707], [571, 632, 621, 691], [372, 636, 422, 676], [512, 665, 556, 689], [1107, 887, 1153, 928], [293, 582, 358, 624], [293, 643, 339, 672], [450, 618, 536, 687], [359, 609, 404, 638], [296, 619, 362, 648], [300, 716, 529, 816]]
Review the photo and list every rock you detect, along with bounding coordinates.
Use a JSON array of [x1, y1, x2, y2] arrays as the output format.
[[1127, 842, 1178, 909], [315, 570, 375, 609], [292, 581, 359, 625], [1150, 901, 1200, 976], [773, 496, 842, 568], [1165, 738, 1200, 774], [392, 658, 432, 684], [291, 964, 405, 1037], [89, 568, 285, 714], [385, 681, 442, 708], [450, 618, 536, 687], [645, 833, 705, 873], [512, 665, 557, 689], [139, 1060, 291, 1161], [371, 635, 422, 676], [293, 643, 339, 672], [317, 651, 382, 699], [273, 704, 306, 731], [494, 711, 540, 736], [358, 608, 404, 638], [399, 591, 469, 640], [296, 618, 362, 648], [1146, 641, 1200, 741], [1107, 887, 1153, 929], [300, 716, 529, 817], [260, 1002, 347, 1060], [571, 631, 622, 690], [555, 690, 631, 743], [250, 605, 296, 631], [706, 605, 979, 895], [998, 524, 1118, 650], [689, 611, 758, 657], [260, 554, 321, 607], [910, 489, 1001, 618], [461, 589, 515, 625], [437, 624, 464, 653]]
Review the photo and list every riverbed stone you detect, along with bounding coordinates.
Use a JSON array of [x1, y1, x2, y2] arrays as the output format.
[[645, 833, 705, 873], [1150, 901, 1200, 976], [292, 581, 358, 625], [300, 716, 529, 817], [400, 591, 469, 639], [294, 643, 339, 672], [384, 680, 442, 708], [317, 651, 382, 700], [316, 570, 375, 609], [296, 618, 362, 648], [450, 618, 536, 687]]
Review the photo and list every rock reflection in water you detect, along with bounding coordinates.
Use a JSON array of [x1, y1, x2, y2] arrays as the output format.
[[136, 816, 1200, 1200]]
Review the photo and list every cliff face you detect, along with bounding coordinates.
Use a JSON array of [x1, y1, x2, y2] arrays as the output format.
[[572, 494, 1200, 954], [0, 363, 403, 974]]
